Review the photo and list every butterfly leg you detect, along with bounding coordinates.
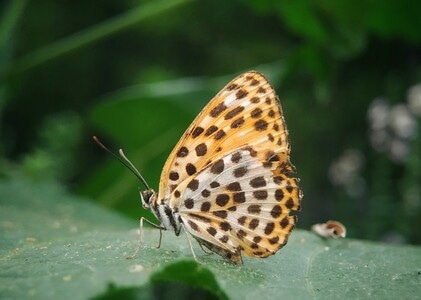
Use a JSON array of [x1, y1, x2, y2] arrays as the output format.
[[156, 227, 163, 249], [181, 223, 200, 263], [198, 241, 215, 255], [127, 217, 164, 259]]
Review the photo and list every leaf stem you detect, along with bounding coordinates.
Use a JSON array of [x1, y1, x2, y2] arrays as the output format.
[[10, 0, 193, 74]]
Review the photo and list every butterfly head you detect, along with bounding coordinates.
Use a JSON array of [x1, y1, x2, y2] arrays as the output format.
[[139, 188, 156, 209]]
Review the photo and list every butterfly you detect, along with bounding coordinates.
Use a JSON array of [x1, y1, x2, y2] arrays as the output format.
[[94, 71, 302, 264]]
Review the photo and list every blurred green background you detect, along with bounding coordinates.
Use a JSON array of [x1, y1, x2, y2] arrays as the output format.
[[1, 0, 420, 245]]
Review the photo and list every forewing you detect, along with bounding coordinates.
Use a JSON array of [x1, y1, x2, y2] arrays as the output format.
[[158, 71, 292, 201]]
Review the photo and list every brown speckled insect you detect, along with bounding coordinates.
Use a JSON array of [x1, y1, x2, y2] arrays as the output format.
[[95, 71, 302, 264]]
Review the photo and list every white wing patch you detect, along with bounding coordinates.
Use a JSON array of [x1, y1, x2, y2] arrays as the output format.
[[175, 147, 299, 258]]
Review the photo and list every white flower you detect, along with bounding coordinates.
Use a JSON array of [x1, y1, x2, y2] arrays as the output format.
[[389, 104, 417, 139], [367, 98, 390, 130]]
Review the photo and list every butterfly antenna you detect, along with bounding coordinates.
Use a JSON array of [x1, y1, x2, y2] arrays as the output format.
[[92, 136, 150, 190]]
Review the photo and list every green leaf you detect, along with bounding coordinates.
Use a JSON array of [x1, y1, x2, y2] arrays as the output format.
[[276, 0, 329, 44], [149, 260, 228, 300], [93, 261, 227, 300], [1, 179, 421, 299]]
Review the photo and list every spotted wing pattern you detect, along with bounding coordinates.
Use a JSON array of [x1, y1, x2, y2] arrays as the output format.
[[157, 71, 302, 264]]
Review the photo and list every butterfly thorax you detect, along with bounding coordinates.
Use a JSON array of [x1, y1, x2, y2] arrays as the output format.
[[140, 189, 182, 235]]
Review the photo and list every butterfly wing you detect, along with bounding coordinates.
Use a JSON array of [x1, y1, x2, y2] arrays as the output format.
[[157, 71, 302, 263]]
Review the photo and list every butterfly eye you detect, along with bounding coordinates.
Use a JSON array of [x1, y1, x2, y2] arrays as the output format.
[[140, 189, 155, 209]]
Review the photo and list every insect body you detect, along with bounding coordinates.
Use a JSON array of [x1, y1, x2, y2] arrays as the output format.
[[96, 71, 302, 264]]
